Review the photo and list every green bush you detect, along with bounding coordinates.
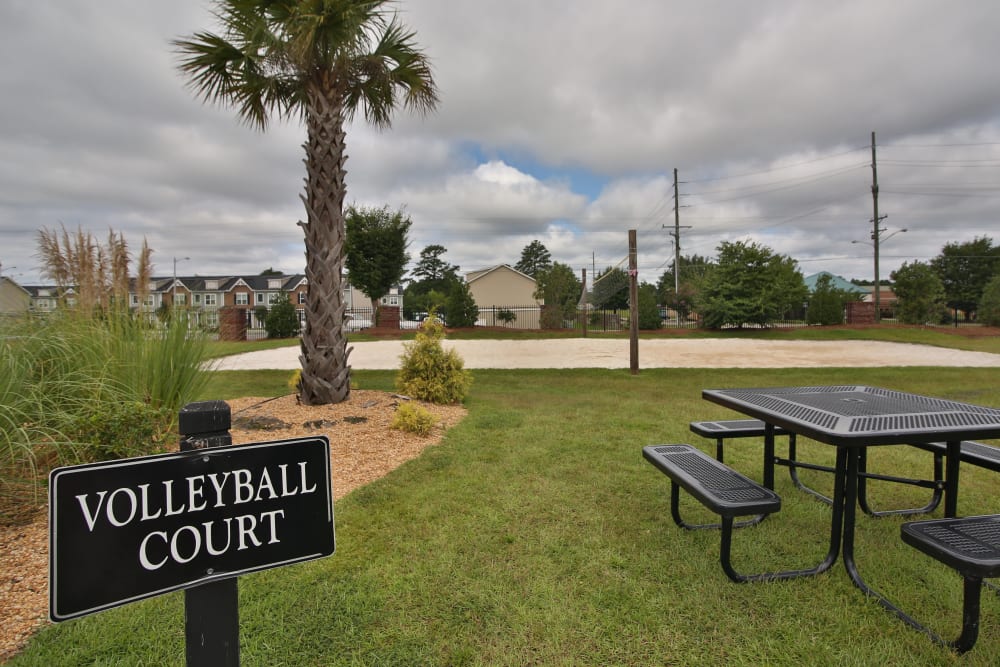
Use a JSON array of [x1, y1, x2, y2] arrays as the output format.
[[395, 314, 471, 404], [806, 274, 848, 325], [892, 261, 946, 324], [638, 283, 662, 330], [265, 295, 300, 338], [390, 402, 438, 436], [0, 309, 210, 517], [68, 401, 173, 462], [496, 309, 516, 326], [445, 280, 479, 327]]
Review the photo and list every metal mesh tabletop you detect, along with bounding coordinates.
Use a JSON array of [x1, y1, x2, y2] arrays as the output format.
[[703, 386, 1000, 446]]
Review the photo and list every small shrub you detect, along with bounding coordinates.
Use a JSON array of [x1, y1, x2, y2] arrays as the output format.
[[288, 369, 302, 393], [67, 400, 173, 462], [497, 309, 516, 326], [265, 295, 301, 338], [395, 313, 471, 404], [391, 402, 438, 436]]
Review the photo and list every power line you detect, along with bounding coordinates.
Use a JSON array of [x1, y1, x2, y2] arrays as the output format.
[[689, 163, 868, 206], [683, 146, 868, 183]]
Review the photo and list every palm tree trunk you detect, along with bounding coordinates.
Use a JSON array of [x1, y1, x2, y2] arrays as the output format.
[[297, 84, 352, 405]]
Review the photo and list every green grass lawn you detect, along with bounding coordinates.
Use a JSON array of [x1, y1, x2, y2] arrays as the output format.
[[14, 360, 1000, 665]]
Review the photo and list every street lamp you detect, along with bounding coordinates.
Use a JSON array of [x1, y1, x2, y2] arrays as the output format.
[[173, 256, 190, 309], [852, 227, 906, 322]]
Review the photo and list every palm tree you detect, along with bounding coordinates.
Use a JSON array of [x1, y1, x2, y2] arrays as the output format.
[[174, 1, 438, 405]]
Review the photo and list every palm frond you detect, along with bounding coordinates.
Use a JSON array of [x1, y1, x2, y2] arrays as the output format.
[[344, 16, 438, 128]]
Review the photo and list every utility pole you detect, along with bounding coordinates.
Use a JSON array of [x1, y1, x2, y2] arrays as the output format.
[[870, 131, 887, 323], [673, 168, 681, 296], [664, 168, 691, 325], [628, 230, 638, 375]]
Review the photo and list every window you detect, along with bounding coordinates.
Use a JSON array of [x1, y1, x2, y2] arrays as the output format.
[[255, 293, 265, 304], [174, 293, 187, 306], [298, 291, 306, 305], [204, 293, 218, 307], [235, 292, 249, 305], [131, 295, 139, 306], [193, 294, 202, 305], [267, 292, 281, 305], [268, 279, 283, 289]]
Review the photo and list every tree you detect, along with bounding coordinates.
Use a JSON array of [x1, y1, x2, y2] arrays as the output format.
[[345, 205, 411, 325], [637, 282, 662, 330], [410, 244, 459, 284], [698, 240, 807, 329], [929, 236, 999, 320], [265, 294, 301, 338], [534, 262, 581, 329], [657, 254, 713, 322], [515, 240, 552, 278], [892, 261, 946, 325], [175, 1, 438, 405], [591, 266, 629, 310], [444, 280, 479, 327], [979, 274, 1000, 326], [806, 274, 849, 325], [405, 245, 461, 319]]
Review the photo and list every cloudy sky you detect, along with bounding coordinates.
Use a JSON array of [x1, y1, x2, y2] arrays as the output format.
[[2, 1, 999, 289]]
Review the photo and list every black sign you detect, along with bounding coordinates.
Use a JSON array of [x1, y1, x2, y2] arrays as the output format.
[[49, 436, 335, 622]]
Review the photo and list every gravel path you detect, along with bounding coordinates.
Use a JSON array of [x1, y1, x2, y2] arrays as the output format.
[[214, 338, 1000, 371]]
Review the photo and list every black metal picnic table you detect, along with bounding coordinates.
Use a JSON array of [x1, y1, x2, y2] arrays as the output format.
[[701, 385, 1000, 636]]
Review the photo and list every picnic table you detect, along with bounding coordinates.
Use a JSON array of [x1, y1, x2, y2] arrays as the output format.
[[701, 385, 1000, 652]]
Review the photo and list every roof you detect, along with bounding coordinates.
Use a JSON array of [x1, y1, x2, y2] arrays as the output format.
[[803, 272, 865, 294], [0, 276, 31, 296], [144, 275, 307, 292], [465, 264, 535, 284]]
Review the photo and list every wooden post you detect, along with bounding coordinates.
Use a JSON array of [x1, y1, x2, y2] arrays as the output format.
[[628, 230, 639, 375], [179, 401, 240, 667]]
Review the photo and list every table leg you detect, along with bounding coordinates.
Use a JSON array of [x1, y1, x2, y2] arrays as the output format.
[[763, 423, 775, 490], [945, 441, 961, 518], [842, 446, 936, 635]]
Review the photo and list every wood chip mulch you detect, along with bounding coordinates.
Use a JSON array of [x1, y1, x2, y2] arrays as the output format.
[[0, 390, 466, 663]]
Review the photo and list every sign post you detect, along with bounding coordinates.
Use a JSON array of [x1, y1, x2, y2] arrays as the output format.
[[180, 401, 239, 667], [49, 401, 335, 666]]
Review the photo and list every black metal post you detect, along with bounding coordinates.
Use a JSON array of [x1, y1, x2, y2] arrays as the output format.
[[179, 401, 240, 667]]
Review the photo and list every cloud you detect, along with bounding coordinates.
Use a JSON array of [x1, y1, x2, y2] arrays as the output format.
[[1, 0, 998, 288]]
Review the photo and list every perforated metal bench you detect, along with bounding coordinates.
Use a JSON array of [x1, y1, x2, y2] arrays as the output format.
[[912, 440, 1000, 473], [690, 419, 834, 506], [644, 444, 813, 583], [689, 419, 794, 463], [690, 418, 946, 516], [901, 515, 1000, 654]]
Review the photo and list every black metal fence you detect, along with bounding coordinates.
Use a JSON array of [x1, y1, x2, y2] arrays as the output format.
[[239, 302, 988, 340]]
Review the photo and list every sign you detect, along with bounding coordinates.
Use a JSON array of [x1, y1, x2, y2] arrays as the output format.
[[49, 436, 334, 622]]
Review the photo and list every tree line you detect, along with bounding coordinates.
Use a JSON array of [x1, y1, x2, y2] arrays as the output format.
[[345, 201, 1000, 330]]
